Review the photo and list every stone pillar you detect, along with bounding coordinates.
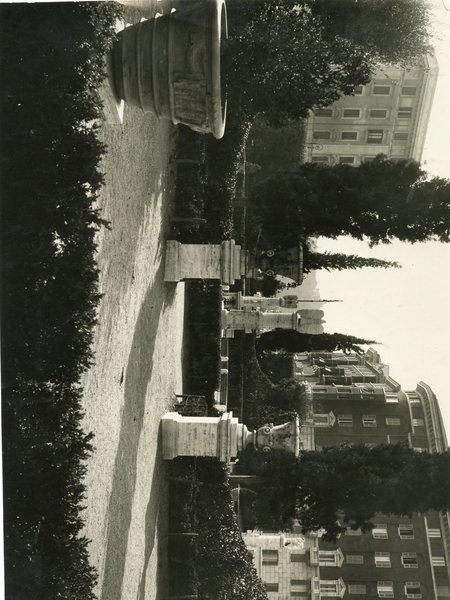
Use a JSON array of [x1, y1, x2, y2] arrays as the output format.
[[298, 309, 325, 335], [164, 239, 246, 284], [161, 412, 304, 461], [221, 308, 302, 337], [161, 411, 254, 461], [223, 292, 300, 311]]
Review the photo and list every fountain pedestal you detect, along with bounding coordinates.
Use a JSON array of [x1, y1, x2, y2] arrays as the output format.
[[161, 412, 304, 461], [161, 411, 254, 461], [164, 239, 248, 284]]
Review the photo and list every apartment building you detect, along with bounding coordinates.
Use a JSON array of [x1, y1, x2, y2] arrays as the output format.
[[297, 350, 450, 599], [244, 350, 450, 599], [304, 54, 438, 166]]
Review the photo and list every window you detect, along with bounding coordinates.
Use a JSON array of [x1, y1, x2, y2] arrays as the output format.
[[377, 581, 394, 598], [385, 392, 399, 403], [347, 554, 364, 565], [345, 527, 362, 536], [262, 550, 279, 565], [437, 586, 450, 597], [402, 553, 418, 568], [290, 553, 305, 563], [399, 524, 414, 539], [373, 524, 388, 539], [291, 579, 309, 588], [363, 414, 377, 427], [427, 528, 442, 538], [432, 556, 446, 567], [349, 584, 367, 595], [414, 447, 427, 453], [313, 130, 331, 140], [343, 108, 361, 118], [413, 418, 424, 427], [375, 552, 391, 568], [398, 107, 413, 118], [319, 550, 341, 566], [353, 85, 364, 95], [314, 108, 333, 117], [265, 582, 279, 593], [386, 417, 401, 426], [341, 131, 358, 140], [313, 385, 328, 393], [405, 582, 422, 598], [311, 155, 329, 163], [320, 580, 342, 597], [394, 132, 409, 140], [339, 156, 355, 164], [367, 129, 384, 144], [370, 109, 388, 118], [338, 414, 353, 427], [313, 413, 335, 427], [402, 86, 417, 95], [373, 85, 391, 95]]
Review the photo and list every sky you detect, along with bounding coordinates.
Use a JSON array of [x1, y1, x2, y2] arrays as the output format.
[[311, 0, 450, 438]]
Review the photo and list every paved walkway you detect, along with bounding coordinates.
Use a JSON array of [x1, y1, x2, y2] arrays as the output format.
[[81, 3, 184, 598]]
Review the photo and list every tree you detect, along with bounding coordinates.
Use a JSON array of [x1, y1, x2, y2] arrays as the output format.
[[303, 249, 400, 273], [223, 0, 431, 125], [257, 330, 376, 354], [306, 0, 431, 67], [253, 444, 450, 540], [250, 156, 450, 246], [223, 4, 372, 126], [257, 349, 295, 382]]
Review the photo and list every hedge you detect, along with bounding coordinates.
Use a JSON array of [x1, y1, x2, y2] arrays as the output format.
[[1, 3, 122, 598]]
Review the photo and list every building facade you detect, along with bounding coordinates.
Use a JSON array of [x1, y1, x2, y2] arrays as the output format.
[[304, 54, 438, 166], [244, 350, 450, 599], [243, 530, 347, 599], [297, 350, 450, 600]]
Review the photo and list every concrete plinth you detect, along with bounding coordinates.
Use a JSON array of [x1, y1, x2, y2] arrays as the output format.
[[223, 292, 300, 310], [221, 304, 325, 338], [161, 411, 254, 461], [221, 307, 301, 337], [164, 239, 246, 284]]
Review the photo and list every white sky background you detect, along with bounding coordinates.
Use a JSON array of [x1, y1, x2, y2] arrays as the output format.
[[314, 0, 450, 437]]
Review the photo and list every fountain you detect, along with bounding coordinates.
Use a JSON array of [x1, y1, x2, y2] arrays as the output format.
[[161, 411, 302, 461], [110, 0, 228, 138]]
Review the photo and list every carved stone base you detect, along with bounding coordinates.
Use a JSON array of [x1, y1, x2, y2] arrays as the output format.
[[164, 239, 246, 284], [161, 411, 254, 461]]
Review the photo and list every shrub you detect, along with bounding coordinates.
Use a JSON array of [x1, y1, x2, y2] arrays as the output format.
[[185, 281, 222, 407], [1, 3, 122, 598], [168, 458, 268, 600]]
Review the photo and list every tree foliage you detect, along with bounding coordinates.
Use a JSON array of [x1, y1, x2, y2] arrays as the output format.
[[1, 3, 122, 598], [250, 156, 450, 246], [257, 330, 376, 354], [223, 3, 372, 126], [253, 444, 450, 541], [307, 0, 431, 67], [257, 349, 294, 382], [223, 0, 431, 125], [169, 458, 268, 600], [303, 248, 400, 273]]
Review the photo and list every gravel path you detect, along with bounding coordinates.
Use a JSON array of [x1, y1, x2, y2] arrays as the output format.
[[81, 6, 184, 597]]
